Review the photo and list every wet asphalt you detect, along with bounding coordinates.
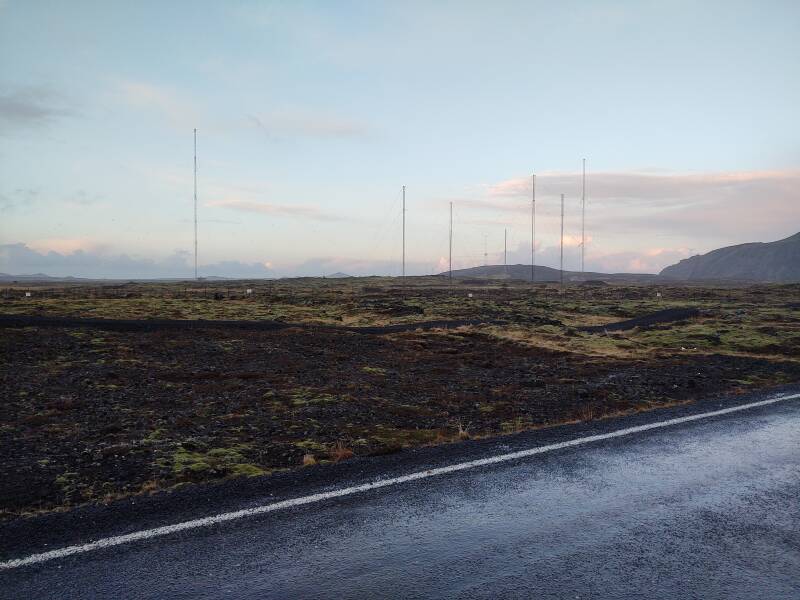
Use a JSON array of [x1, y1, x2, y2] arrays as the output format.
[[1, 391, 798, 599]]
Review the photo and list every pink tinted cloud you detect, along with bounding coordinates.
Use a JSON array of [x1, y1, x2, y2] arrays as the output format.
[[469, 169, 799, 246], [588, 247, 694, 274], [116, 80, 199, 130], [207, 198, 343, 221], [488, 169, 799, 202], [28, 237, 103, 255]]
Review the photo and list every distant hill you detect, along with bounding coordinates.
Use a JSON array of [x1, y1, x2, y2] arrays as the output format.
[[0, 272, 88, 282], [440, 264, 658, 283], [0, 273, 270, 283], [659, 232, 800, 282], [325, 272, 353, 279]]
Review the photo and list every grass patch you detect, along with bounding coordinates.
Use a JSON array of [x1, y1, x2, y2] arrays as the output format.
[[361, 365, 388, 375], [171, 445, 265, 480]]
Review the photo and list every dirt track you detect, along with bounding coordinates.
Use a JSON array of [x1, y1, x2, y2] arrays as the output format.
[[0, 314, 501, 335]]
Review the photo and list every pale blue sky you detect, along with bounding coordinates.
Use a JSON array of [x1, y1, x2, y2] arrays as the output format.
[[1, 0, 798, 277]]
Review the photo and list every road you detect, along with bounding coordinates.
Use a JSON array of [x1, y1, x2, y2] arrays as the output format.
[[2, 393, 799, 599]]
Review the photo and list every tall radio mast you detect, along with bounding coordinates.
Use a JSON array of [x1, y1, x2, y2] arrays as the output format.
[[193, 128, 198, 281], [531, 173, 536, 283], [560, 193, 565, 292]]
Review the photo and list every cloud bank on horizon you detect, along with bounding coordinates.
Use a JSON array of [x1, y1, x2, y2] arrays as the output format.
[[1, 1, 798, 278]]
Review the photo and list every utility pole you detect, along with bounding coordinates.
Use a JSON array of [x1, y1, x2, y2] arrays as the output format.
[[449, 202, 453, 283], [581, 158, 586, 274], [560, 193, 565, 293], [193, 128, 198, 281], [531, 173, 536, 283], [402, 185, 406, 283]]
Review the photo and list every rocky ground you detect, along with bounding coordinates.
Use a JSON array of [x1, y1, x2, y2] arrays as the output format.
[[1, 279, 798, 518]]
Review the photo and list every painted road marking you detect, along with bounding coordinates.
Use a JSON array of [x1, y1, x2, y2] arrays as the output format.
[[2, 392, 798, 570]]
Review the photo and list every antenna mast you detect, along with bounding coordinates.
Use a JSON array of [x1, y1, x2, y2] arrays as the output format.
[[531, 173, 536, 283], [560, 193, 565, 293], [581, 158, 586, 273], [402, 185, 406, 282], [449, 202, 453, 283], [193, 128, 198, 280]]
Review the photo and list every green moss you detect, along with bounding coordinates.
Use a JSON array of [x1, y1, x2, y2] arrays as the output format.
[[143, 428, 166, 443], [171, 445, 265, 479], [229, 463, 266, 477], [294, 439, 327, 452], [630, 318, 793, 355], [55, 472, 78, 492], [370, 426, 440, 447], [286, 387, 341, 406], [171, 448, 203, 475], [361, 366, 387, 375]]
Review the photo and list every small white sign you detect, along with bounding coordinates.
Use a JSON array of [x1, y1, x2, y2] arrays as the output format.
[[246, 288, 253, 295], [25, 292, 31, 297]]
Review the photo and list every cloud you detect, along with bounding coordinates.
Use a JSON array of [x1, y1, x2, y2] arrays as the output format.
[[64, 190, 104, 208], [0, 242, 437, 279], [0, 240, 692, 278], [115, 81, 367, 140], [116, 80, 198, 129], [488, 169, 799, 204], [0, 87, 72, 133], [27, 238, 103, 255], [248, 112, 369, 139], [583, 248, 694, 274], [503, 240, 691, 274], [0, 243, 274, 279], [289, 256, 440, 277], [0, 188, 39, 212], [1, 188, 105, 216], [463, 169, 800, 247], [207, 198, 343, 221]]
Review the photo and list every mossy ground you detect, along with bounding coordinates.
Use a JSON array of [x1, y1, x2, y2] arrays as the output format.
[[1, 278, 798, 518]]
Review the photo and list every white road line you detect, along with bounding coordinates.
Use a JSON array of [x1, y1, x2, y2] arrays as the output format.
[[2, 392, 798, 571]]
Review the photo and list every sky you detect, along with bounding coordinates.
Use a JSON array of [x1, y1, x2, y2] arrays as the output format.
[[1, 0, 798, 278]]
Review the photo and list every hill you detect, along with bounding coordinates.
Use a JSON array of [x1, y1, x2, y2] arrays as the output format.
[[440, 264, 658, 283], [659, 232, 800, 282], [0, 272, 88, 282]]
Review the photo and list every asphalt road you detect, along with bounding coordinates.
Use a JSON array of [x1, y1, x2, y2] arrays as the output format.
[[2, 393, 799, 599]]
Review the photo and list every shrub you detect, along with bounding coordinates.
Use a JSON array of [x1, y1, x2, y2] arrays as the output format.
[[329, 441, 354, 462]]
